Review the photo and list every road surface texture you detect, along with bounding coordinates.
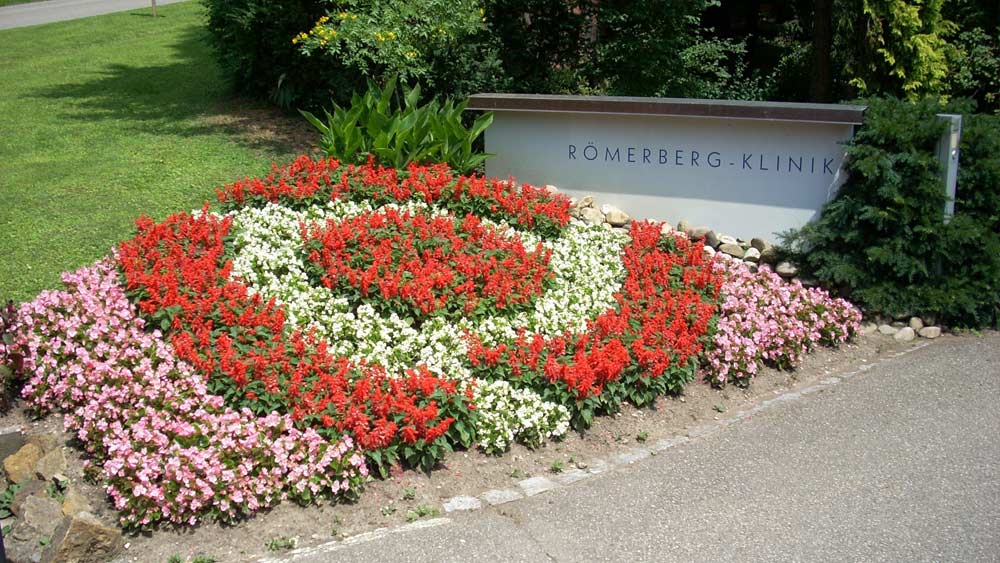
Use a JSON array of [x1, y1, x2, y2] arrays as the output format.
[[277, 333, 1000, 562], [0, 0, 187, 30]]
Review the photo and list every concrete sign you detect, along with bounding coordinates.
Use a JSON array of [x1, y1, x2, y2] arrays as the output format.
[[468, 94, 866, 240]]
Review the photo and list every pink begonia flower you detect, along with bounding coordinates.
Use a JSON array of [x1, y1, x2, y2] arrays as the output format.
[[704, 255, 861, 386], [16, 257, 367, 529]]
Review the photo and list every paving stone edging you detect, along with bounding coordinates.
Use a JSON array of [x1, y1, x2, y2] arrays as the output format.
[[259, 339, 934, 562]]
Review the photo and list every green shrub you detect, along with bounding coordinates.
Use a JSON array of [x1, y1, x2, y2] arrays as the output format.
[[784, 97, 1000, 328], [300, 77, 493, 174], [202, 0, 349, 108], [203, 0, 503, 109]]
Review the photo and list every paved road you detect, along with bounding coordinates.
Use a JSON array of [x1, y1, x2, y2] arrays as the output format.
[[281, 334, 1000, 562], [0, 0, 188, 30]]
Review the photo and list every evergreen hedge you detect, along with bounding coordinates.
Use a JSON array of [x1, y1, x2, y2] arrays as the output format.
[[786, 97, 1000, 328]]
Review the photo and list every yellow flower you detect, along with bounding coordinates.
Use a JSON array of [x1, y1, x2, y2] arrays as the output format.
[[405, 50, 417, 59], [338, 12, 348, 20], [318, 15, 329, 24], [387, 31, 396, 40]]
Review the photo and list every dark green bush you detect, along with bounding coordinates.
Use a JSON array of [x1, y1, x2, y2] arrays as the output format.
[[202, 0, 352, 108], [202, 0, 504, 109], [784, 97, 1000, 328]]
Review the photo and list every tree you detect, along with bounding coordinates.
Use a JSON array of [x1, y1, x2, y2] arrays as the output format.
[[837, 0, 957, 99], [810, 0, 834, 101]]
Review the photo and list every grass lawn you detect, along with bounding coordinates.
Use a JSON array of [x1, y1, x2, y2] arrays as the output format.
[[0, 1, 311, 303], [0, 0, 48, 7]]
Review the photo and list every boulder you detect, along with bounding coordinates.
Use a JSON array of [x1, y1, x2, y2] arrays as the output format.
[[41, 511, 124, 563], [26, 435, 58, 454], [61, 486, 92, 518], [908, 317, 924, 331], [719, 243, 745, 259], [543, 184, 559, 195], [718, 234, 738, 246], [759, 246, 779, 264], [743, 247, 761, 263], [704, 231, 720, 248], [750, 237, 769, 251], [893, 327, 916, 342], [604, 207, 631, 227], [11, 479, 45, 516], [918, 326, 942, 339], [0, 427, 24, 463], [775, 261, 798, 278], [860, 322, 879, 336], [675, 219, 691, 234], [877, 324, 899, 335], [34, 449, 66, 482], [688, 226, 711, 241], [579, 207, 605, 225], [5, 443, 43, 484], [703, 246, 717, 258], [21, 495, 65, 539], [574, 195, 594, 209], [6, 526, 45, 563]]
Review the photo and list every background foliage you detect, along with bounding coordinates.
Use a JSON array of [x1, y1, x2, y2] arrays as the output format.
[[203, 0, 999, 110]]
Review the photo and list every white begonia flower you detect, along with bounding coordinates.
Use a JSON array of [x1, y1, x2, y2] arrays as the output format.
[[227, 199, 622, 450]]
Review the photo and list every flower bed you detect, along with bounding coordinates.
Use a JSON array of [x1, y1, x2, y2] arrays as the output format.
[[14, 156, 860, 530], [705, 256, 862, 386]]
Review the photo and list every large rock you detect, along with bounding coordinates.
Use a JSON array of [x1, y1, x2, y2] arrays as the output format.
[[0, 427, 24, 463], [11, 479, 45, 516], [579, 207, 605, 225], [603, 206, 631, 227], [574, 195, 594, 209], [703, 230, 720, 248], [22, 495, 65, 539], [718, 234, 738, 246], [34, 449, 66, 482], [743, 247, 761, 263], [775, 261, 798, 278], [675, 219, 691, 234], [688, 226, 711, 241], [860, 322, 879, 336], [5, 443, 43, 484], [893, 327, 916, 342], [759, 246, 779, 265], [6, 527, 45, 563], [918, 326, 942, 339], [750, 237, 769, 251], [703, 246, 717, 258], [719, 243, 745, 259], [26, 435, 58, 454], [41, 511, 124, 563], [61, 486, 92, 518], [908, 317, 924, 331], [877, 324, 899, 335]]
